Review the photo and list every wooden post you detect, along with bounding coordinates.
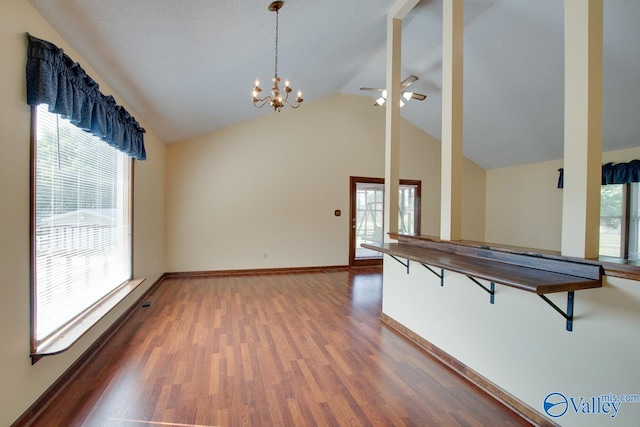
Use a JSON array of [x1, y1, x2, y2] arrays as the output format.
[[383, 0, 419, 242], [561, 0, 603, 258], [440, 0, 464, 241], [384, 15, 401, 241]]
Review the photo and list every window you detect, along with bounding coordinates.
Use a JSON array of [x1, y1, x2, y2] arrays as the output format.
[[32, 104, 133, 349], [599, 183, 640, 260], [399, 184, 419, 235]]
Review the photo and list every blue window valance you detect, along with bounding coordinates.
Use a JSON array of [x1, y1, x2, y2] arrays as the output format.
[[557, 160, 640, 188], [26, 34, 146, 160]]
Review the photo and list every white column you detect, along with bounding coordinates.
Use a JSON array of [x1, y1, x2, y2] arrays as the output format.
[[384, 15, 401, 241], [561, 0, 603, 258], [440, 0, 464, 241], [384, 0, 420, 242]]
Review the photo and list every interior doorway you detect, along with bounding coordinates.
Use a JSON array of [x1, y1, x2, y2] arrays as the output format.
[[349, 177, 421, 266]]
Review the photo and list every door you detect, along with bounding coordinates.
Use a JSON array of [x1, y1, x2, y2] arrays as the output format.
[[349, 177, 421, 266]]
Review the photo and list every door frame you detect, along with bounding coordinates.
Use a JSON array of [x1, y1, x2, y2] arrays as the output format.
[[349, 176, 421, 267]]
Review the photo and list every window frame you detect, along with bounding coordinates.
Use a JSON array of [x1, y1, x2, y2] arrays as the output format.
[[29, 106, 141, 363], [600, 182, 638, 260]]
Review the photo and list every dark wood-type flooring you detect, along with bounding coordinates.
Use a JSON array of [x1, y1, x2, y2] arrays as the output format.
[[29, 267, 531, 426]]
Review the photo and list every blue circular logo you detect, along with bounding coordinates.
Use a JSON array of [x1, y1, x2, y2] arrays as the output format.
[[543, 392, 568, 418]]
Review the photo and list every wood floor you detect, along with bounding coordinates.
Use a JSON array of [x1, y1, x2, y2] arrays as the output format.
[[29, 267, 531, 426]]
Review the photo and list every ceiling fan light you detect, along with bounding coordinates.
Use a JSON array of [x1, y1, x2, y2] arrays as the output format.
[[361, 76, 425, 109]]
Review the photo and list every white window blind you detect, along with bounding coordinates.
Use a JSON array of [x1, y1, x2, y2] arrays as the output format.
[[33, 104, 132, 343]]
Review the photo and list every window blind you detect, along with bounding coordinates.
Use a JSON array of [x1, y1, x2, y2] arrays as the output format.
[[34, 104, 132, 343]]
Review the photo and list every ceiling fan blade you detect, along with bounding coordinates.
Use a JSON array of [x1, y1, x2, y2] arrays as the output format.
[[401, 75, 418, 87], [360, 87, 384, 92], [412, 93, 427, 101]]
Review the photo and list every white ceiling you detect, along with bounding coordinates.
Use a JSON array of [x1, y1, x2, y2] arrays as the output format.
[[27, 0, 640, 169]]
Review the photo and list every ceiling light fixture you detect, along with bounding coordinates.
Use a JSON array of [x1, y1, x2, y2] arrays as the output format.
[[360, 75, 427, 108], [251, 1, 303, 112], [374, 90, 415, 107]]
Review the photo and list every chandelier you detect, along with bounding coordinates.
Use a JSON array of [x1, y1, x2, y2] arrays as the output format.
[[251, 1, 303, 112]]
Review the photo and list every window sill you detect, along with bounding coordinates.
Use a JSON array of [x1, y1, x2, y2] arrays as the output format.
[[31, 277, 146, 363], [597, 257, 640, 281]]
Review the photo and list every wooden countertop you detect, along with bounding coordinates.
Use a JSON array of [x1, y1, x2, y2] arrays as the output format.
[[362, 242, 602, 295]]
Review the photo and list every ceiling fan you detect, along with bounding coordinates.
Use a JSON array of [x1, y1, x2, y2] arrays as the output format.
[[360, 75, 427, 107]]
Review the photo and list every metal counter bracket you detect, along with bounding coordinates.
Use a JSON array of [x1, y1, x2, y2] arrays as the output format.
[[388, 255, 445, 288], [375, 243, 591, 332], [390, 255, 410, 274], [421, 264, 444, 287], [466, 276, 495, 304], [539, 291, 574, 331]]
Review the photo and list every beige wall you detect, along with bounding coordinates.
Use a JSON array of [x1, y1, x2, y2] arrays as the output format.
[[165, 93, 485, 272], [462, 157, 486, 241], [2, 1, 484, 420], [486, 146, 640, 251], [601, 146, 640, 165], [0, 2, 166, 425], [486, 159, 564, 250], [4, 1, 637, 425]]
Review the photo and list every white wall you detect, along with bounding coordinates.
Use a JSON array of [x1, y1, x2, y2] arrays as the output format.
[[391, 146, 640, 426], [165, 93, 486, 272], [0, 2, 166, 425], [382, 258, 640, 427]]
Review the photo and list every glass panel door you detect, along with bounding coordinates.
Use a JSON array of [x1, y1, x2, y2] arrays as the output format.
[[354, 182, 385, 261], [349, 177, 421, 266]]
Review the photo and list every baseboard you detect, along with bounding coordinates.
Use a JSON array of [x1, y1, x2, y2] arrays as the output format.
[[380, 313, 559, 427], [12, 274, 168, 427], [164, 265, 352, 278]]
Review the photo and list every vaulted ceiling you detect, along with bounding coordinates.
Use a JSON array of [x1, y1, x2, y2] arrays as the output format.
[[27, 0, 640, 169]]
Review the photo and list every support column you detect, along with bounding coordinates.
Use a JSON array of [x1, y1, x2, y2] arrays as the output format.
[[384, 15, 401, 242], [440, 0, 464, 241], [384, 0, 420, 242], [561, 0, 603, 258]]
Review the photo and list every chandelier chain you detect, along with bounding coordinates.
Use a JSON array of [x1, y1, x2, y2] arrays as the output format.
[[274, 9, 279, 78]]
